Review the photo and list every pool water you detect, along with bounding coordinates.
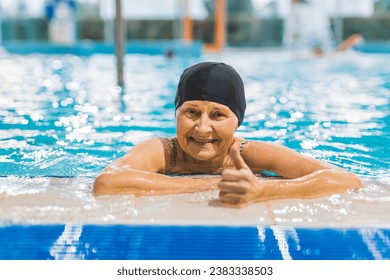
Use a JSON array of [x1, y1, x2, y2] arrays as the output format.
[[1, 51, 389, 178], [0, 50, 389, 259]]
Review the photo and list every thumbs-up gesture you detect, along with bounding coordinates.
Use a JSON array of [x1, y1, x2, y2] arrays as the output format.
[[217, 144, 263, 208]]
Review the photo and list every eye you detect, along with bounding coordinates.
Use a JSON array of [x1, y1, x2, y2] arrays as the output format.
[[185, 108, 199, 117], [212, 111, 226, 119]]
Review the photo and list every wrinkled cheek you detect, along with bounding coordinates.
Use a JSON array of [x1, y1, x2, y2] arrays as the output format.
[[176, 123, 189, 143], [224, 132, 236, 146]]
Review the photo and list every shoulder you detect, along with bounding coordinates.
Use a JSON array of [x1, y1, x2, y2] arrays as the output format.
[[243, 140, 287, 151], [241, 140, 335, 177], [130, 137, 172, 153], [130, 137, 175, 161], [241, 140, 299, 170], [120, 137, 174, 173]]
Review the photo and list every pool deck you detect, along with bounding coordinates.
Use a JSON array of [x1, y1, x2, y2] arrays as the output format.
[[1, 176, 389, 228]]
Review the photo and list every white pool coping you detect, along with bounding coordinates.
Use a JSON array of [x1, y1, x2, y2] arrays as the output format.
[[0, 176, 389, 228]]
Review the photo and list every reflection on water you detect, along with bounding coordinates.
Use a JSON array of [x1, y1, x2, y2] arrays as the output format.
[[50, 224, 85, 260], [268, 226, 390, 260], [0, 51, 389, 178], [1, 223, 389, 260], [269, 226, 296, 260], [359, 228, 390, 260]]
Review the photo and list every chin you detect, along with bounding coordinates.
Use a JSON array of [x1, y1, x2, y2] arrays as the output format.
[[190, 152, 214, 160], [188, 150, 216, 162]]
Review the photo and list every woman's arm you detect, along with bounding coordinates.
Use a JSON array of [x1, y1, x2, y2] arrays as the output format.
[[93, 138, 219, 196], [217, 141, 362, 208], [93, 168, 220, 196]]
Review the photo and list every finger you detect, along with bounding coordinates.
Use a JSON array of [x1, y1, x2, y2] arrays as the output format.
[[229, 145, 250, 170], [218, 181, 247, 194], [221, 169, 245, 181], [219, 191, 245, 204], [208, 199, 246, 209]]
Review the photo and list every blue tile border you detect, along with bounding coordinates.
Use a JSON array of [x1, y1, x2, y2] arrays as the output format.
[[0, 225, 388, 260]]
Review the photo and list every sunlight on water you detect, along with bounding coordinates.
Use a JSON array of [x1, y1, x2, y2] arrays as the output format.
[[0, 50, 389, 231], [1, 52, 388, 178]]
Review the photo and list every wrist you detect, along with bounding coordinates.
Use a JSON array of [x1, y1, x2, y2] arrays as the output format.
[[254, 179, 280, 202]]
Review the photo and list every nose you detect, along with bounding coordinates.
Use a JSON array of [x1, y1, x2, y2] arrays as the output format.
[[195, 113, 212, 134]]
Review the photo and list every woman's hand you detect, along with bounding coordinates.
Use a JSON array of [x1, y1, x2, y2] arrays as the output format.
[[217, 145, 263, 208], [213, 140, 363, 208]]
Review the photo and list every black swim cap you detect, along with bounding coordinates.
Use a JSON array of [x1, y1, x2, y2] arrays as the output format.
[[175, 62, 246, 126]]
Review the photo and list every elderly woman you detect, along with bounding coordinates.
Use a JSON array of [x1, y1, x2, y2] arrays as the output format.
[[93, 62, 362, 208]]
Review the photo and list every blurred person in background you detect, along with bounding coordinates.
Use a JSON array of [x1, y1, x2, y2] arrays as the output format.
[[284, 0, 363, 56]]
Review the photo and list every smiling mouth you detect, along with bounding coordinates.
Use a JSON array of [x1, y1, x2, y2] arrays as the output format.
[[189, 137, 218, 144]]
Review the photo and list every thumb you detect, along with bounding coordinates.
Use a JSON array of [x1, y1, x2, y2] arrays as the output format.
[[229, 144, 250, 170]]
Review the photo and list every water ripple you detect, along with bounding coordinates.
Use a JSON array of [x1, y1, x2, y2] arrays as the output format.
[[0, 52, 389, 178]]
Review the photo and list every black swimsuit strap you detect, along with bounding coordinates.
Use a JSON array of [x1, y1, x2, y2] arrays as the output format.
[[239, 139, 246, 155], [170, 138, 177, 171]]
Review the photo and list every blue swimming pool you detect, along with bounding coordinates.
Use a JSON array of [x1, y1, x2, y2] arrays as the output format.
[[0, 50, 389, 260], [1, 51, 388, 178]]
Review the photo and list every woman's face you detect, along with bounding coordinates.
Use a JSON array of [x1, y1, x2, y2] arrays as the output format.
[[176, 100, 238, 162]]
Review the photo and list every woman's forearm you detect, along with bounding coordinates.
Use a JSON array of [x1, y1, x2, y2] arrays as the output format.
[[93, 168, 220, 196], [257, 169, 362, 202]]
